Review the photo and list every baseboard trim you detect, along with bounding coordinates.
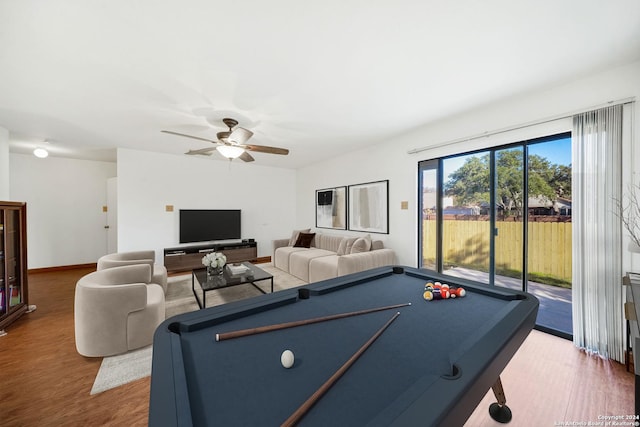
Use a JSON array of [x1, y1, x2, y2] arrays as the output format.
[[28, 263, 97, 275]]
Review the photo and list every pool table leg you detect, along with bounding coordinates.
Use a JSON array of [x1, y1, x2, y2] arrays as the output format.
[[489, 376, 513, 423]]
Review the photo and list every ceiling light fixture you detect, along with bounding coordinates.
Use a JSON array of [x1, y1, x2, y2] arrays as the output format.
[[33, 147, 49, 158], [216, 145, 245, 159]]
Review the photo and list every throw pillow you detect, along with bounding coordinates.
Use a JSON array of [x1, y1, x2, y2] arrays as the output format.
[[344, 237, 359, 254], [336, 237, 348, 255], [350, 234, 372, 254], [288, 228, 311, 246], [294, 232, 316, 248], [337, 237, 358, 255]]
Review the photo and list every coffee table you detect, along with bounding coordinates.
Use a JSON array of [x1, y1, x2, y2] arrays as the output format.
[[191, 262, 274, 309]]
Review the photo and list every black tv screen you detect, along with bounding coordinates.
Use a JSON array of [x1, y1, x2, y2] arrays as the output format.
[[179, 209, 241, 243]]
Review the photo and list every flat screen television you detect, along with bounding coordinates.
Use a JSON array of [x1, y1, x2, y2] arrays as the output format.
[[179, 209, 241, 243]]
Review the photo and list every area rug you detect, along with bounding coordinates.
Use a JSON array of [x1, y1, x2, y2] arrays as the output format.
[[90, 263, 305, 394]]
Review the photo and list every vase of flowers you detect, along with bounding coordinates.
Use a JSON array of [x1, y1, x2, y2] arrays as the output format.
[[202, 252, 227, 277]]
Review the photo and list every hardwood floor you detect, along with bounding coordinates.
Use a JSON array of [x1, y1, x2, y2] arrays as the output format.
[[465, 328, 635, 426], [0, 268, 634, 426], [0, 267, 149, 427]]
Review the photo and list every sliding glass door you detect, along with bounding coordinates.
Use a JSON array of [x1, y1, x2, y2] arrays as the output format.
[[418, 133, 572, 337]]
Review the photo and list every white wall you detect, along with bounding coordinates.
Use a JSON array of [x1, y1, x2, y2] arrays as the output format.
[[9, 154, 117, 268], [117, 148, 297, 264], [0, 127, 9, 200], [297, 61, 640, 268], [297, 143, 414, 263]]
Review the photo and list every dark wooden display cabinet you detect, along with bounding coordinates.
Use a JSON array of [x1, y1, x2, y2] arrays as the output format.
[[0, 201, 29, 335]]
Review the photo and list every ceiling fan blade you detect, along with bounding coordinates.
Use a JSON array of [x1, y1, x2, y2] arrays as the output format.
[[185, 147, 215, 156], [229, 127, 253, 145], [161, 130, 217, 144], [244, 144, 289, 155], [239, 151, 255, 162]]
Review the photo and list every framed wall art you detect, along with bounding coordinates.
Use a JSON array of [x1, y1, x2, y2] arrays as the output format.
[[315, 186, 347, 230], [348, 180, 389, 234]]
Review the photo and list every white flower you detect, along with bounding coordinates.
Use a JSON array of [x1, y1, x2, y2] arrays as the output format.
[[202, 252, 227, 268]]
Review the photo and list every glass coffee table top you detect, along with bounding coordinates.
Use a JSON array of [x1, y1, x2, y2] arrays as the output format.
[[192, 262, 274, 309]]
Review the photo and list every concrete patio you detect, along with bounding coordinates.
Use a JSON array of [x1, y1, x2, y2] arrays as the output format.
[[446, 267, 572, 335]]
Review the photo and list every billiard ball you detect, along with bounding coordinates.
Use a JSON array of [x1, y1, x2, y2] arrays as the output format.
[[281, 350, 295, 369], [452, 287, 466, 298]]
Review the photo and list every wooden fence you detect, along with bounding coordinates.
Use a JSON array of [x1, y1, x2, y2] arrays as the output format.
[[422, 219, 572, 283]]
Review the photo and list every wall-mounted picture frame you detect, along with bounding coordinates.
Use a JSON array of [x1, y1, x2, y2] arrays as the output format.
[[315, 186, 347, 230], [348, 180, 389, 234]]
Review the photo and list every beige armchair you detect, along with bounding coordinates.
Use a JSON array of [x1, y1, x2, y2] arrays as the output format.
[[74, 264, 165, 357], [97, 250, 168, 293]]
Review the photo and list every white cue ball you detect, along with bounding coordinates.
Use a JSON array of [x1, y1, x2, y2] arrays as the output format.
[[281, 349, 295, 369]]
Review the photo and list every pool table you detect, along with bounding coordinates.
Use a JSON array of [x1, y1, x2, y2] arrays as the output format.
[[149, 266, 539, 426]]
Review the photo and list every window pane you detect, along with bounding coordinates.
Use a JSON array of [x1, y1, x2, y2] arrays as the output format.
[[442, 152, 491, 284], [527, 136, 572, 335], [420, 160, 438, 270], [495, 147, 524, 286]]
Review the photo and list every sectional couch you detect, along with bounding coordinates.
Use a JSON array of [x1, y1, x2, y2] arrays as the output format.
[[272, 229, 396, 283]]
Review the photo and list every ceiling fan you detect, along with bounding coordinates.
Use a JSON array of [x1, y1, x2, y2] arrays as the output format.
[[161, 118, 289, 162]]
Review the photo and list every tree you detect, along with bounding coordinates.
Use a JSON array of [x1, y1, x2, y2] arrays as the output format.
[[550, 164, 572, 199], [444, 155, 490, 207], [525, 152, 557, 209], [444, 150, 570, 218], [496, 149, 525, 217]]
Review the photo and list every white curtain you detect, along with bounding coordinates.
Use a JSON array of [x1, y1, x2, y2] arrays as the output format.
[[572, 104, 624, 361]]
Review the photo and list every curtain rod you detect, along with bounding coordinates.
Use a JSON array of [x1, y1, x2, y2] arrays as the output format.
[[407, 96, 636, 155]]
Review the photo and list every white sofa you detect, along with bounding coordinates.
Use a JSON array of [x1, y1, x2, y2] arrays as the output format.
[[273, 230, 396, 282]]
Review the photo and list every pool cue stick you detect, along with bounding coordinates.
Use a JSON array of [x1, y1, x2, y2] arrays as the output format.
[[215, 302, 410, 342], [281, 311, 401, 427]]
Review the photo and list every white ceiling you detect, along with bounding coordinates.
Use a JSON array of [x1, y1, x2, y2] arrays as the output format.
[[1, 1, 639, 168]]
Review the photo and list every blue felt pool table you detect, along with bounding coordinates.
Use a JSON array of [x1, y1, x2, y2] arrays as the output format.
[[149, 266, 538, 426]]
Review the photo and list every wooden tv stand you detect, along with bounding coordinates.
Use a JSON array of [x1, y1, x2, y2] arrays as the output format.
[[163, 241, 258, 273]]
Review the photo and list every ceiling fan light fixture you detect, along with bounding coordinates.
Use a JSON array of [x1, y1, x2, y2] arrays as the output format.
[[33, 147, 49, 158], [216, 145, 245, 159]]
